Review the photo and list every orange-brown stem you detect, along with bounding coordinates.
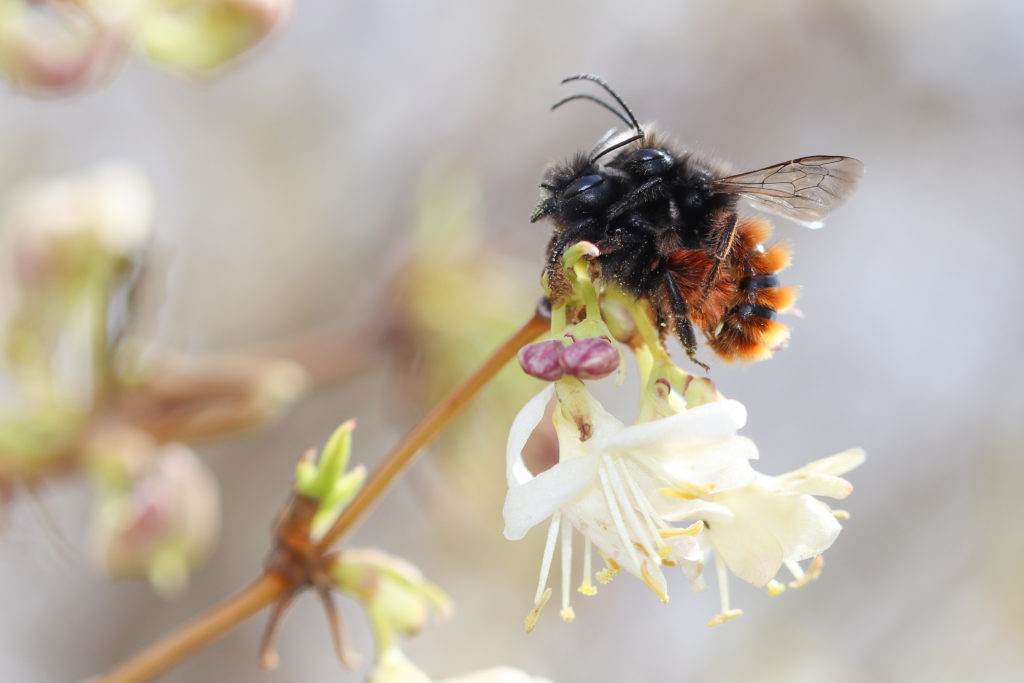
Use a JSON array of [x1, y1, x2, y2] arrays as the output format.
[[315, 310, 547, 552], [91, 310, 547, 683], [92, 573, 288, 683]]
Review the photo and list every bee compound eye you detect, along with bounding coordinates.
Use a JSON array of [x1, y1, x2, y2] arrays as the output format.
[[560, 174, 616, 216], [628, 148, 674, 176], [562, 174, 606, 199], [632, 148, 669, 163]]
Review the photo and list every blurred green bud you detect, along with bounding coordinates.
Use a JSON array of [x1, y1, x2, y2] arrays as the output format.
[[331, 548, 452, 653], [122, 0, 292, 73], [294, 419, 366, 540]]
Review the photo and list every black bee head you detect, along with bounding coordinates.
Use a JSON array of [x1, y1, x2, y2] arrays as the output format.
[[620, 148, 675, 179]]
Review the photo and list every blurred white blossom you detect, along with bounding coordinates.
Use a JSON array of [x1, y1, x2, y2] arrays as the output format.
[[86, 428, 220, 597], [5, 162, 154, 289]]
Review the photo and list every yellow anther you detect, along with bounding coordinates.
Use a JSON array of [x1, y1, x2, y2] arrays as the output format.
[[659, 483, 715, 500], [659, 521, 705, 538], [833, 509, 851, 520], [788, 556, 825, 589], [767, 580, 786, 596], [525, 588, 552, 634], [641, 561, 669, 603], [596, 558, 621, 584], [706, 609, 743, 627]]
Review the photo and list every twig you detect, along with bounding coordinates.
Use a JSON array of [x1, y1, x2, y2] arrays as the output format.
[[316, 310, 547, 551], [91, 310, 547, 682], [91, 573, 287, 683]]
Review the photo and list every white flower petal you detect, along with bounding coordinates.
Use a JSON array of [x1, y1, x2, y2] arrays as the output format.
[[609, 399, 747, 456], [783, 473, 854, 499], [657, 496, 735, 525], [784, 448, 865, 478], [712, 481, 842, 582], [652, 435, 759, 488], [503, 455, 600, 540], [706, 513, 784, 587], [506, 385, 555, 486]]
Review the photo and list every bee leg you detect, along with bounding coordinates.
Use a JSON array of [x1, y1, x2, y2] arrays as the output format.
[[664, 272, 710, 372], [700, 212, 738, 303], [608, 177, 665, 219]]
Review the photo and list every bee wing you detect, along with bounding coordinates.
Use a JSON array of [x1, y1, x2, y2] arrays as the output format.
[[710, 155, 864, 228]]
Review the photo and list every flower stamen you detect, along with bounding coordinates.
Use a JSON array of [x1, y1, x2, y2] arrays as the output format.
[[597, 465, 641, 569], [525, 588, 552, 634], [534, 514, 561, 605], [603, 457, 657, 562], [641, 561, 669, 603], [707, 551, 743, 627], [786, 555, 824, 589], [578, 536, 596, 595], [659, 483, 716, 500], [596, 556, 620, 584], [659, 521, 705, 538], [559, 517, 575, 622], [615, 458, 672, 561]]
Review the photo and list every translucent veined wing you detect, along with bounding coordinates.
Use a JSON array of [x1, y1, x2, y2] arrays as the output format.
[[710, 155, 864, 228]]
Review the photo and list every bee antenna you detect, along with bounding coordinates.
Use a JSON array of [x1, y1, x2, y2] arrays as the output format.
[[560, 74, 643, 136], [550, 94, 634, 130], [590, 133, 644, 164]]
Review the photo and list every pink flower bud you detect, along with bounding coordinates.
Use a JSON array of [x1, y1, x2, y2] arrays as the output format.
[[518, 340, 564, 381], [560, 337, 619, 380]]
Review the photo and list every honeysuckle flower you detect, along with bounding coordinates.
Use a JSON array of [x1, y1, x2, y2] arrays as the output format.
[[5, 162, 154, 290], [86, 428, 220, 597], [659, 447, 864, 624], [504, 380, 757, 630], [509, 236, 863, 630]]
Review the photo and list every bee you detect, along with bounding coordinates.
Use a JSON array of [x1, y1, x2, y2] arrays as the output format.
[[531, 74, 863, 370]]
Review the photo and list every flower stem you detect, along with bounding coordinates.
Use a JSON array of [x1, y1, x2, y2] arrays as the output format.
[[91, 310, 547, 682], [91, 573, 288, 683], [315, 309, 548, 551]]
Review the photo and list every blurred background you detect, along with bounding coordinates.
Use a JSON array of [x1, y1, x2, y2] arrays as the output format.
[[1, 0, 1023, 681]]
